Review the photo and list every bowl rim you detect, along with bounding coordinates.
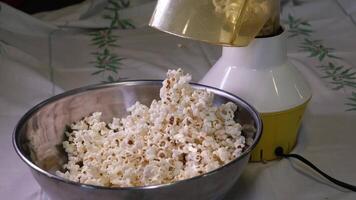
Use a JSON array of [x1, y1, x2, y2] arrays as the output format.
[[13, 80, 263, 190]]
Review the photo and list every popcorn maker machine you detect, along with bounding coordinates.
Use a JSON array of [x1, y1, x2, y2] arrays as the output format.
[[149, 0, 312, 161]]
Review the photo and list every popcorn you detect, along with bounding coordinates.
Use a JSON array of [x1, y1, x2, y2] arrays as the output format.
[[57, 69, 245, 187]]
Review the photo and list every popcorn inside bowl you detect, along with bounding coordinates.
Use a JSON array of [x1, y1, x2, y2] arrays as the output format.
[[57, 69, 246, 187]]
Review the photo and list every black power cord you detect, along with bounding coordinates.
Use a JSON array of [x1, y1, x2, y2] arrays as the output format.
[[274, 147, 356, 192]]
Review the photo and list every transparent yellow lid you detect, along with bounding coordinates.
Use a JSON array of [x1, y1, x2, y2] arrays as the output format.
[[149, 0, 280, 47]]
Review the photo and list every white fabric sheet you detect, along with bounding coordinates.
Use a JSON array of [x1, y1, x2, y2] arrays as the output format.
[[1, 0, 356, 199]]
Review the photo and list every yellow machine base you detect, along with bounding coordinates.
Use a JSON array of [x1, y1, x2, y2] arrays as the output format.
[[250, 101, 310, 162]]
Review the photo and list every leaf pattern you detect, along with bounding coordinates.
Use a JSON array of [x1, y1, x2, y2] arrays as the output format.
[[287, 14, 313, 38], [319, 63, 356, 90], [281, 0, 305, 9], [300, 39, 339, 61], [346, 92, 356, 111], [287, 14, 356, 111], [90, 0, 135, 83]]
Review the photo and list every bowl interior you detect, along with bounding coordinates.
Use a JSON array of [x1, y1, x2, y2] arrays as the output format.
[[14, 81, 262, 178]]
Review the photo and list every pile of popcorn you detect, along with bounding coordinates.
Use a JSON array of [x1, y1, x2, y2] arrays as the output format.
[[57, 69, 246, 187]]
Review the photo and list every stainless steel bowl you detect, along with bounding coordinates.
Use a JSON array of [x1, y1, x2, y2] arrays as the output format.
[[13, 80, 262, 200]]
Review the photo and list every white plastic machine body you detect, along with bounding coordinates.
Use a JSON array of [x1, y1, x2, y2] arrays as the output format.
[[200, 30, 312, 161]]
